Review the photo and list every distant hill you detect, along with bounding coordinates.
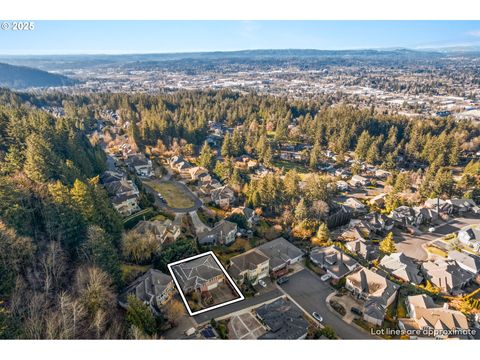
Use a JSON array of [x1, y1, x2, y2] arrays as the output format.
[[0, 62, 77, 89]]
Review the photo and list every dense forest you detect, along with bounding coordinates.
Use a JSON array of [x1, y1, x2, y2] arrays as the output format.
[[0, 87, 479, 339]]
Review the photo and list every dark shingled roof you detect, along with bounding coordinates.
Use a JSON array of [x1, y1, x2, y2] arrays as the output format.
[[256, 298, 308, 340]]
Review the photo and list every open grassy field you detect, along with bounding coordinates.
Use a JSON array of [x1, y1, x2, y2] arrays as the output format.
[[145, 180, 195, 208]]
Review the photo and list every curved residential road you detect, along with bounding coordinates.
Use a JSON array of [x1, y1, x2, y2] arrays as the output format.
[[142, 180, 203, 213]]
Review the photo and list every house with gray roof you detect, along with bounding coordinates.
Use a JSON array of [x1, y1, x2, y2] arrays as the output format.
[[380, 252, 423, 284], [229, 249, 269, 285], [257, 237, 304, 276], [119, 269, 175, 314], [171, 254, 225, 294], [133, 219, 181, 245], [458, 225, 480, 253], [346, 267, 399, 326], [256, 298, 308, 340], [310, 246, 358, 280], [198, 220, 237, 246], [448, 250, 480, 275], [125, 153, 153, 177], [422, 259, 473, 295]]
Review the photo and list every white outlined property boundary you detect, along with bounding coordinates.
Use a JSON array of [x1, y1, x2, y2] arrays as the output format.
[[167, 251, 245, 316]]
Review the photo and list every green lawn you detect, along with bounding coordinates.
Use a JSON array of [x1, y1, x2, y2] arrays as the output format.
[[145, 180, 195, 209], [426, 245, 448, 258]]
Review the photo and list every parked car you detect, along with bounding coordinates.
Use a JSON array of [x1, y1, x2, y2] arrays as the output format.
[[428, 227, 435, 233], [277, 277, 289, 285], [312, 312, 323, 322], [351, 307, 363, 316], [184, 327, 196, 336], [321, 274, 332, 282], [258, 279, 267, 288]]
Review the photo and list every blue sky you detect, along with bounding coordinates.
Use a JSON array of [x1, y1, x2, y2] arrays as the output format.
[[1, 21, 480, 54]]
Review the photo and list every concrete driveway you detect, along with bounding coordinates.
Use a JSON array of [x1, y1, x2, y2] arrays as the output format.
[[189, 210, 211, 234], [278, 269, 376, 339]]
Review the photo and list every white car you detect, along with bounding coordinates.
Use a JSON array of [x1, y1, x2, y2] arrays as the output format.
[[428, 227, 436, 233], [321, 274, 332, 282], [258, 279, 267, 288], [312, 312, 323, 322]]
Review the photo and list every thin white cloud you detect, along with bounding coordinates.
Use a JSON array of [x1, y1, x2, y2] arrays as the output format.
[[467, 30, 480, 37]]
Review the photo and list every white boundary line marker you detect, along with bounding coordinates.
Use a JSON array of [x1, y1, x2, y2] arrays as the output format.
[[167, 251, 245, 316]]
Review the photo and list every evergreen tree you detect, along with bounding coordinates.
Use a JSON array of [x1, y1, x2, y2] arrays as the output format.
[[379, 232, 396, 254], [23, 133, 60, 183], [126, 295, 157, 336], [294, 198, 308, 222], [84, 225, 122, 287], [316, 223, 330, 243], [221, 133, 232, 158], [198, 142, 215, 171]]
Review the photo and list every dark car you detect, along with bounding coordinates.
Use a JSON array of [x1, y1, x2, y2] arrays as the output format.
[[351, 307, 363, 316], [277, 277, 289, 285]]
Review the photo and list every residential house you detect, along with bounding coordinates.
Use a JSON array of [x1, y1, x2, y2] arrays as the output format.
[[198, 220, 238, 246], [458, 225, 480, 253], [447, 198, 479, 214], [413, 206, 440, 225], [422, 259, 473, 295], [210, 185, 236, 209], [398, 294, 469, 339], [256, 237, 304, 277], [256, 298, 308, 340], [118, 269, 175, 314], [350, 174, 369, 187], [228, 249, 270, 285], [380, 252, 423, 284], [363, 212, 394, 235], [345, 198, 368, 215], [111, 193, 140, 217], [188, 166, 209, 181], [374, 169, 391, 180], [448, 250, 480, 276], [168, 155, 193, 176], [104, 179, 139, 198], [342, 225, 378, 261], [172, 255, 225, 294], [369, 193, 387, 208], [389, 206, 418, 228], [336, 180, 349, 192], [133, 219, 181, 245], [310, 246, 359, 280], [345, 267, 399, 326], [125, 153, 153, 177], [231, 206, 258, 228], [100, 170, 125, 184], [424, 198, 453, 215]]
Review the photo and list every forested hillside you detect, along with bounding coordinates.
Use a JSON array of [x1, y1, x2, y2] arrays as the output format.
[[0, 89, 124, 339], [0, 62, 77, 89]]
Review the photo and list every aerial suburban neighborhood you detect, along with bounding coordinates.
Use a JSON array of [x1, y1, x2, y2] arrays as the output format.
[[0, 19, 479, 346]]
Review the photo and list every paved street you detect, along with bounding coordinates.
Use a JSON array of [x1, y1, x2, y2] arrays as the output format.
[[394, 216, 480, 261], [278, 269, 376, 339], [193, 288, 282, 325]]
